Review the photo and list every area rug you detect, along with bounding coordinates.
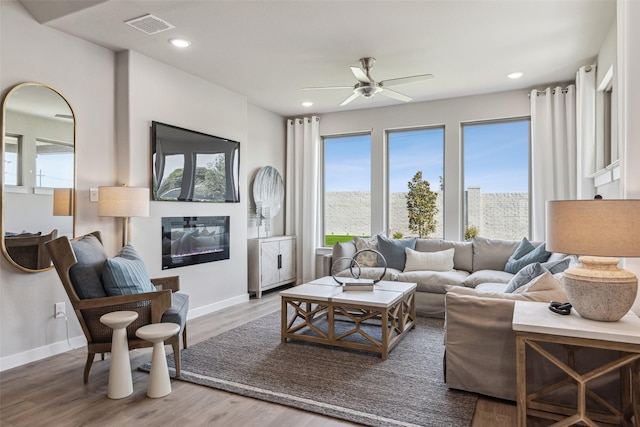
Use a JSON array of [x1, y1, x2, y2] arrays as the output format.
[[140, 311, 478, 427]]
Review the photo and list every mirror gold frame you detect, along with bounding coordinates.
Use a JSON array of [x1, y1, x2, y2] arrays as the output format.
[[1, 82, 76, 272]]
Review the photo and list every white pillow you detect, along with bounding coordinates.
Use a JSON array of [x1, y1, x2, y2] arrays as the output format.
[[404, 248, 454, 272], [353, 235, 379, 267]]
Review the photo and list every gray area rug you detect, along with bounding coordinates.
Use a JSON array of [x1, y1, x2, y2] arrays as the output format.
[[141, 311, 478, 427]]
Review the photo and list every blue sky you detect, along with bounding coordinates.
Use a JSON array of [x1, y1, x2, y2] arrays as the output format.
[[325, 119, 529, 194]]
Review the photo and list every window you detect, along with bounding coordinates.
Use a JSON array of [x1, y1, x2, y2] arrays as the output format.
[[35, 139, 74, 188], [4, 135, 20, 186], [388, 127, 444, 239], [323, 134, 371, 246], [463, 119, 530, 240]]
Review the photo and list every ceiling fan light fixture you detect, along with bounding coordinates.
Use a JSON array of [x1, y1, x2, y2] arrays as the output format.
[[507, 72, 523, 79], [301, 101, 313, 107]]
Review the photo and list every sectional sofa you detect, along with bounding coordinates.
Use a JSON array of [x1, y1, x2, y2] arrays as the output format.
[[319, 235, 570, 318]]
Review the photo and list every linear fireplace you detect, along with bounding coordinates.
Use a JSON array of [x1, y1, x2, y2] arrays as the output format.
[[161, 216, 230, 269]]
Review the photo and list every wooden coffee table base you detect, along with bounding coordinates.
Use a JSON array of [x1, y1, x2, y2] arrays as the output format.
[[281, 284, 416, 360]]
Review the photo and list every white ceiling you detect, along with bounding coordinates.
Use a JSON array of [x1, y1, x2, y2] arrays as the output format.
[[18, 0, 616, 117]]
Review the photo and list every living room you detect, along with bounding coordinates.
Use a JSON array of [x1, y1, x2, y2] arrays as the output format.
[[1, 0, 640, 426]]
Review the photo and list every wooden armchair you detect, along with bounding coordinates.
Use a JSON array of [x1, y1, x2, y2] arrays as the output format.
[[45, 231, 188, 384]]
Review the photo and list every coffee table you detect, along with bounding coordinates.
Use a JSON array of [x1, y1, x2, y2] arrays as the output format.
[[280, 276, 416, 360]]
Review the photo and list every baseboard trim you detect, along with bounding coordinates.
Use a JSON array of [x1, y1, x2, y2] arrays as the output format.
[[0, 293, 250, 373]]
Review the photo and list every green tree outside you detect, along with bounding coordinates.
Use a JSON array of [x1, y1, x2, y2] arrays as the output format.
[[406, 171, 438, 238]]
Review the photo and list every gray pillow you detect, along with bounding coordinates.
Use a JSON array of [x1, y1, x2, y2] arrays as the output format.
[[541, 257, 572, 274], [510, 237, 536, 260], [102, 244, 156, 296], [505, 262, 547, 293], [504, 243, 551, 274], [472, 237, 520, 272], [69, 234, 108, 299], [377, 234, 417, 270]]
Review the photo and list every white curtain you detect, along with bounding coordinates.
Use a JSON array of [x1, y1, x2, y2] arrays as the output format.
[[286, 116, 320, 283], [576, 65, 597, 199], [530, 85, 577, 241]]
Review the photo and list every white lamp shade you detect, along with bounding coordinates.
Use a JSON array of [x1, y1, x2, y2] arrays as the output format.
[[53, 188, 73, 216], [546, 200, 640, 257], [98, 186, 149, 218]]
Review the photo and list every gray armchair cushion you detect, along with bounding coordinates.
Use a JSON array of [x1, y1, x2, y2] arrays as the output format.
[[162, 292, 189, 332], [69, 234, 108, 299]]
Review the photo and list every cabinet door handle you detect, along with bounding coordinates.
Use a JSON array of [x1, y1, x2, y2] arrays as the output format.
[[278, 254, 282, 269]]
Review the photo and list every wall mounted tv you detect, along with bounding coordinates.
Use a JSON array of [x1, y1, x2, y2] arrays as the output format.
[[152, 121, 240, 202]]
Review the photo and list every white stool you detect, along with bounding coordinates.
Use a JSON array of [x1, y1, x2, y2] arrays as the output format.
[[135, 323, 180, 398], [99, 310, 139, 399]]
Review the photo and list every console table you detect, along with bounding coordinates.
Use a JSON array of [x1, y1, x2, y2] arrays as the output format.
[[513, 300, 640, 426]]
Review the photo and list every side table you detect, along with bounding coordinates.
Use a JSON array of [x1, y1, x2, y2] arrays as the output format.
[[99, 310, 139, 399], [513, 300, 640, 426], [136, 323, 180, 398]]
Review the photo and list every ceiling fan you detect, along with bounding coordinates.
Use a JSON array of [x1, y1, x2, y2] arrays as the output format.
[[302, 57, 434, 106]]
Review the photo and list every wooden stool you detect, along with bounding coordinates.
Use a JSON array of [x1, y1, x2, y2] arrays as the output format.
[[135, 323, 180, 398], [99, 311, 139, 399]]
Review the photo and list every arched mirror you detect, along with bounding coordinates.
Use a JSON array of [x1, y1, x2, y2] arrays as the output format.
[[1, 82, 75, 272]]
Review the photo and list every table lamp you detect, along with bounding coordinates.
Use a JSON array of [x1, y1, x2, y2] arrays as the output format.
[[98, 186, 149, 246], [53, 188, 73, 216], [546, 200, 640, 321]]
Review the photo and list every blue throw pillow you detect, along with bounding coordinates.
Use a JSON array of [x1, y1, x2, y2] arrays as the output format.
[[505, 262, 547, 293], [511, 237, 536, 260], [376, 234, 417, 270], [504, 242, 552, 274], [102, 244, 156, 296], [541, 257, 572, 274]]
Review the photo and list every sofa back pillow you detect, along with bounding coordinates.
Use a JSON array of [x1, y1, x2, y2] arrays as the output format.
[[332, 240, 357, 271], [404, 247, 455, 272], [472, 237, 520, 272], [414, 239, 473, 272], [377, 234, 416, 270], [504, 238, 552, 274], [353, 235, 379, 267]]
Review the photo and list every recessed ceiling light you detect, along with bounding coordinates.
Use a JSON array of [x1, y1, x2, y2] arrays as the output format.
[[302, 101, 313, 107], [169, 38, 192, 48], [507, 72, 524, 79]]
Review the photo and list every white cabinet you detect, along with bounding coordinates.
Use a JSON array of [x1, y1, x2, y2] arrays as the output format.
[[248, 236, 296, 298]]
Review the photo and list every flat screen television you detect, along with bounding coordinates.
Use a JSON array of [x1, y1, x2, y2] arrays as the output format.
[[152, 121, 240, 202]]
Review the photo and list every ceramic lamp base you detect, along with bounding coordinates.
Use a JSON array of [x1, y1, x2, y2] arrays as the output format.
[[563, 256, 638, 322]]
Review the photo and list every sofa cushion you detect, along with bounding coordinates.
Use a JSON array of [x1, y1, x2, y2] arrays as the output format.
[[474, 282, 509, 293], [463, 269, 514, 288], [504, 262, 546, 293], [335, 267, 400, 282], [395, 270, 469, 294], [377, 234, 417, 270], [69, 234, 108, 299], [472, 237, 520, 272], [353, 236, 379, 267], [404, 247, 454, 272], [451, 271, 567, 302], [331, 241, 357, 272], [504, 242, 552, 274], [102, 244, 156, 296], [414, 239, 473, 272]]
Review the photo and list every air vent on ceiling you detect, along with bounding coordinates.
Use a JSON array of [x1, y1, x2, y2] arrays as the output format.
[[125, 14, 175, 35]]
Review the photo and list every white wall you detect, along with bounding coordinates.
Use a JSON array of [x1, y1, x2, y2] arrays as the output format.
[[1, 1, 286, 370], [319, 90, 531, 241], [1, 0, 116, 366]]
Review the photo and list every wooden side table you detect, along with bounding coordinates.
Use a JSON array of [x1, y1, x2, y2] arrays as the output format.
[[99, 310, 139, 399], [136, 323, 180, 398], [513, 300, 640, 426]]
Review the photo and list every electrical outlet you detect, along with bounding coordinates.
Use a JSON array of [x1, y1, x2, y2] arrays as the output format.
[[54, 302, 65, 319], [90, 188, 99, 202]]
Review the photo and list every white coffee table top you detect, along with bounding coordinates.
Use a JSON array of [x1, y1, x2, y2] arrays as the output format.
[[513, 300, 640, 345], [282, 277, 417, 308]]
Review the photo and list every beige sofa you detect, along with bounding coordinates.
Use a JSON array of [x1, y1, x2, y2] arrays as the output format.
[[320, 236, 562, 318]]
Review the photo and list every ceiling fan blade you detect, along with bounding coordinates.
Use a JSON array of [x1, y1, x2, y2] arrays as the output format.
[[380, 73, 434, 87], [350, 66, 370, 83], [340, 92, 361, 106], [302, 86, 353, 91], [380, 87, 412, 102]]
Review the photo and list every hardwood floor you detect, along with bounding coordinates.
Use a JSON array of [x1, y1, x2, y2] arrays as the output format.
[[0, 289, 518, 426]]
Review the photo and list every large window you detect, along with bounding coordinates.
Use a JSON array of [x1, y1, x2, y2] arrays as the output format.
[[35, 139, 74, 188], [463, 119, 530, 240], [388, 127, 444, 239], [323, 134, 371, 246]]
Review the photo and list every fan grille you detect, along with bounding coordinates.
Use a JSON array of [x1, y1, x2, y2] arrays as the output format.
[[125, 14, 175, 35]]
